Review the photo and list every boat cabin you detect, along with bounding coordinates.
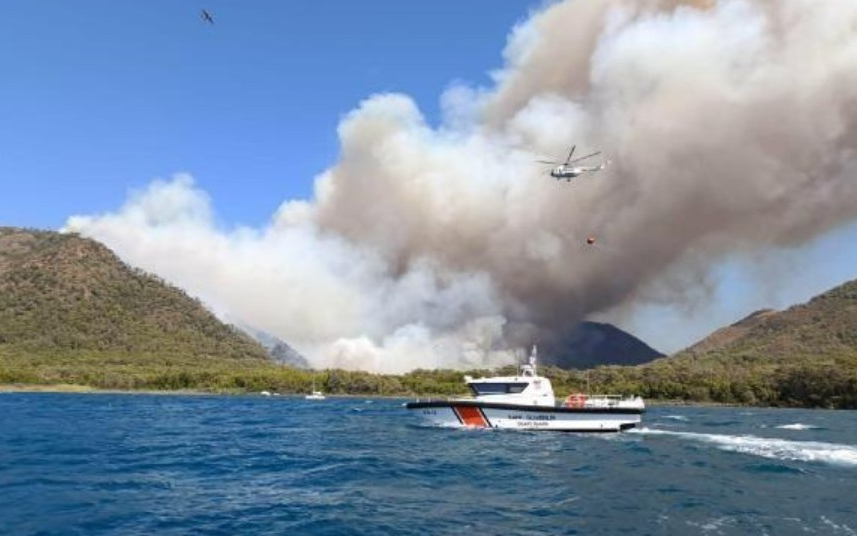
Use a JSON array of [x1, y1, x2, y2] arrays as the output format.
[[463, 346, 556, 407]]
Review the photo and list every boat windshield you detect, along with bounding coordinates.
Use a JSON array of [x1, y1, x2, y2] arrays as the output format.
[[469, 382, 529, 396]]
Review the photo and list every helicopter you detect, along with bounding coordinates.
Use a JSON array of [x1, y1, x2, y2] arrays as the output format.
[[537, 145, 607, 181]]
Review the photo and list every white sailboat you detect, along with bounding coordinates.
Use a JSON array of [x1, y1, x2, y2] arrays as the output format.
[[305, 379, 326, 400]]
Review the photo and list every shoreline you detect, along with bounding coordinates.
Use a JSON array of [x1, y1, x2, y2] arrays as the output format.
[[0, 383, 784, 408], [0, 383, 403, 398], [0, 383, 213, 396]]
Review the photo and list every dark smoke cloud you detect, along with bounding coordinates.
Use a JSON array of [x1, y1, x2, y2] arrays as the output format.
[[67, 0, 857, 371]]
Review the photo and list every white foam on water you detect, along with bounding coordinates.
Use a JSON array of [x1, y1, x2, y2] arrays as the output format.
[[686, 516, 736, 533], [663, 415, 689, 422], [632, 428, 857, 467], [775, 423, 819, 431], [555, 496, 580, 506], [821, 516, 857, 535]]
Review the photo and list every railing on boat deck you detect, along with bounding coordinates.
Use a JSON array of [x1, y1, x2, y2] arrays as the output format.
[[576, 394, 645, 409], [410, 394, 644, 408]]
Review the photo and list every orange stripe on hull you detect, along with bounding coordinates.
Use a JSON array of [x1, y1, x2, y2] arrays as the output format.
[[455, 406, 489, 428]]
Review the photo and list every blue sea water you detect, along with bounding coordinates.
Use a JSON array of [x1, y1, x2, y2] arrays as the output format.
[[0, 394, 855, 535]]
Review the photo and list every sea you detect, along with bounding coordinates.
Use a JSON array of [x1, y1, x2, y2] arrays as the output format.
[[0, 393, 855, 535]]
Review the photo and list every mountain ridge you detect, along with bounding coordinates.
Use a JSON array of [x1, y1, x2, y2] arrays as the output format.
[[0, 227, 272, 380], [547, 320, 664, 369], [677, 279, 857, 361], [3, 226, 855, 408]]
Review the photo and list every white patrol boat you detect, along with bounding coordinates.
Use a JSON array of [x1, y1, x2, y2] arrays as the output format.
[[406, 346, 644, 432]]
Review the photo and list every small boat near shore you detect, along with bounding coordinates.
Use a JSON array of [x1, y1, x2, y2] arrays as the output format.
[[406, 346, 644, 432], [305, 380, 326, 401]]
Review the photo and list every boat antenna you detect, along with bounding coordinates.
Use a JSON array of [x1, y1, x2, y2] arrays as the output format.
[[529, 344, 538, 375]]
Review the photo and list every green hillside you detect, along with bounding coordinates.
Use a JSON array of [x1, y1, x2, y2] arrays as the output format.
[[2, 226, 855, 408], [452, 280, 857, 409], [684, 280, 857, 359], [0, 227, 273, 387], [581, 279, 857, 409]]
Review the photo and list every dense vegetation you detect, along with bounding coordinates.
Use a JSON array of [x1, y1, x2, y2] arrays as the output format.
[[1, 227, 856, 409], [4, 355, 854, 410], [0, 227, 271, 371], [628, 278, 857, 409]]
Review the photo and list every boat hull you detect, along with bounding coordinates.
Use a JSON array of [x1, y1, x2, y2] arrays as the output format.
[[406, 400, 642, 432]]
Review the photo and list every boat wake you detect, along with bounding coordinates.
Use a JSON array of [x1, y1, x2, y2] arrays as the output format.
[[632, 428, 857, 467], [774, 423, 821, 431]]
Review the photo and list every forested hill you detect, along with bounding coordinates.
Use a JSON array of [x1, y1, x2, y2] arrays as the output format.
[[0, 227, 271, 382], [2, 226, 855, 408], [679, 279, 857, 360], [603, 278, 857, 408]]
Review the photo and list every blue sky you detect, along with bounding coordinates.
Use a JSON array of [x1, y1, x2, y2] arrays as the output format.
[[0, 0, 540, 229]]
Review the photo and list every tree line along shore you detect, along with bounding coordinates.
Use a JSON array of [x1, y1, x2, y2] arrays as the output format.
[[1, 357, 854, 409]]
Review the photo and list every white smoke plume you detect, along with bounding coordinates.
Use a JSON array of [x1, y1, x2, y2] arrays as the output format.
[[66, 0, 857, 372]]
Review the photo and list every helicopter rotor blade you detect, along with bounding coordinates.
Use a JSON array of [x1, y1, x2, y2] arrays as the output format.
[[568, 151, 601, 164], [536, 160, 561, 164], [564, 145, 576, 165]]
